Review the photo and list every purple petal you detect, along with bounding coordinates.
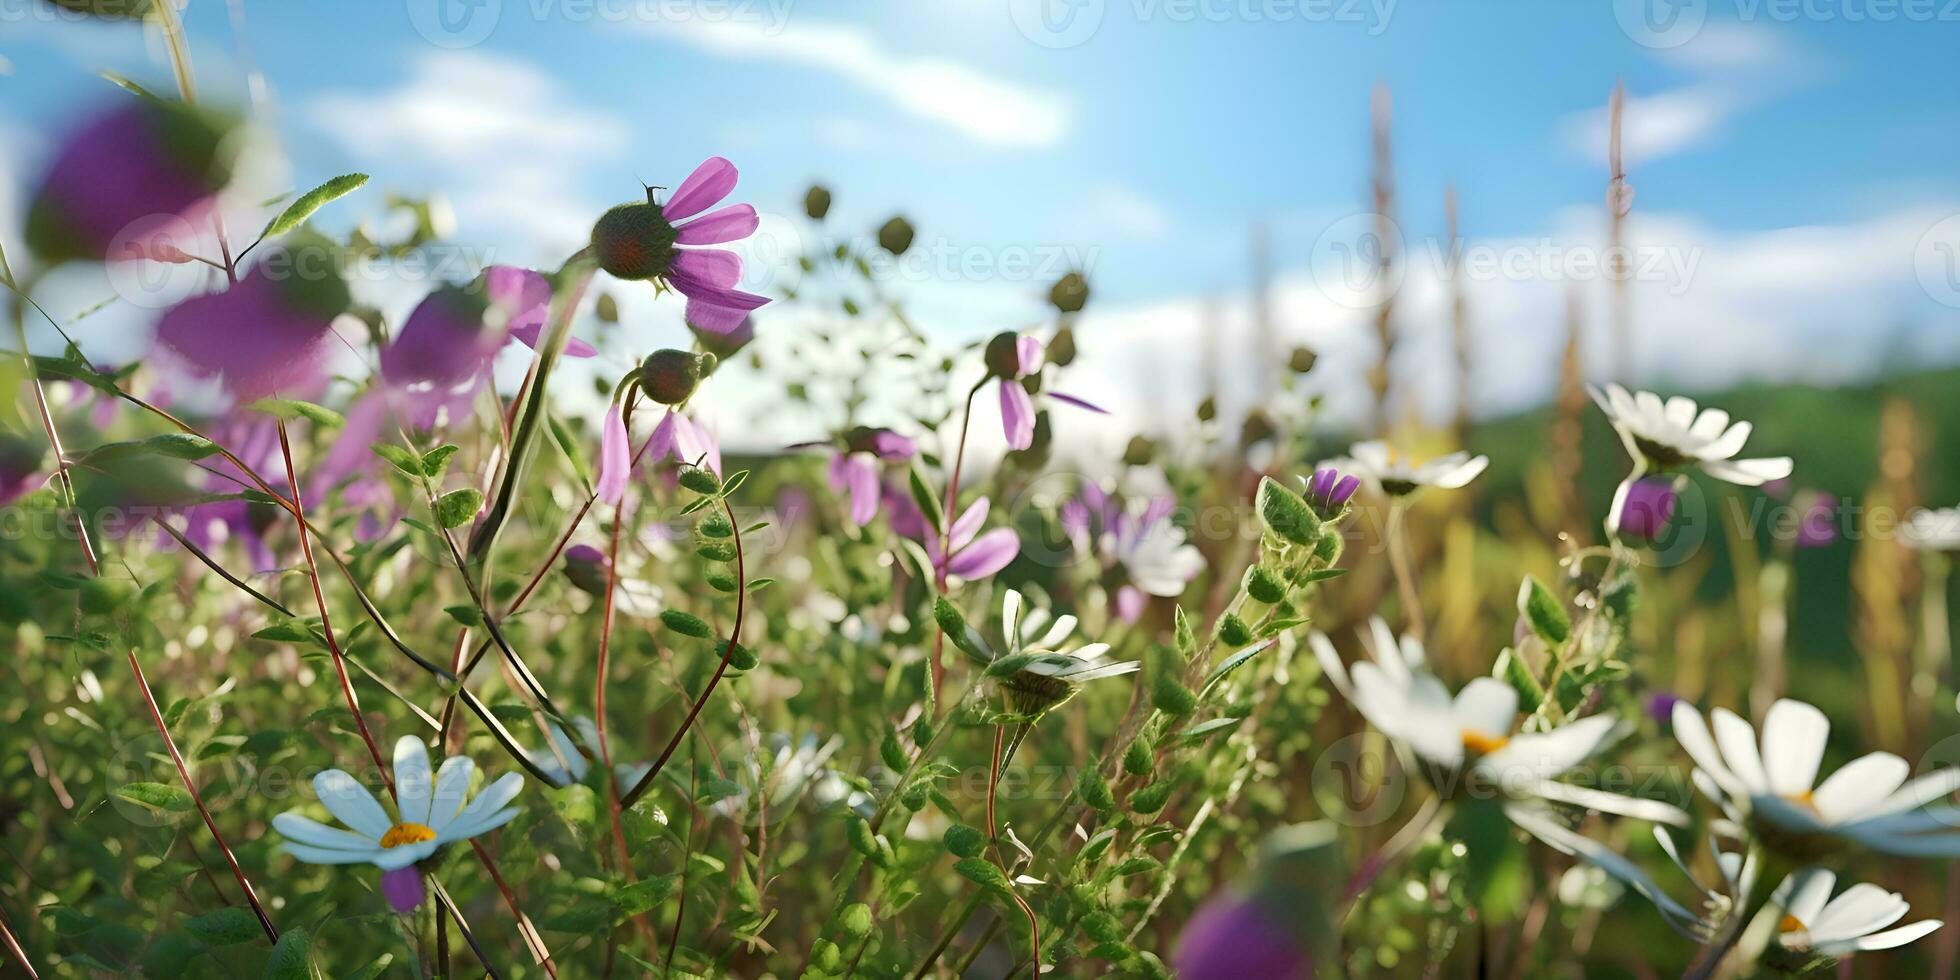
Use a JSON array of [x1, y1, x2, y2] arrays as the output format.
[[947, 528, 1020, 580], [664, 157, 738, 222], [1047, 391, 1108, 414], [869, 430, 917, 461], [1115, 585, 1148, 624], [381, 286, 500, 387], [670, 248, 744, 289], [1000, 380, 1036, 450], [948, 497, 990, 554], [685, 297, 768, 335], [645, 411, 680, 466], [1174, 892, 1306, 980], [1618, 478, 1677, 541], [313, 389, 389, 494], [596, 405, 629, 505], [883, 480, 929, 539], [508, 321, 598, 358], [674, 414, 722, 476], [674, 203, 759, 245], [482, 265, 550, 329], [28, 102, 227, 262], [831, 453, 880, 526], [153, 264, 336, 400], [1330, 475, 1361, 507], [1016, 335, 1043, 376], [1059, 499, 1091, 540], [1309, 468, 1336, 501], [379, 866, 426, 914]]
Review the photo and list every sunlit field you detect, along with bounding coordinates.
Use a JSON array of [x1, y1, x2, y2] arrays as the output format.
[[4, 2, 1960, 978]]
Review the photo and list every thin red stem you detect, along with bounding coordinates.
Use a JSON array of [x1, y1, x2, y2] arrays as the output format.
[[984, 724, 1040, 974], [128, 650, 279, 943], [0, 899, 39, 979], [929, 380, 986, 702]]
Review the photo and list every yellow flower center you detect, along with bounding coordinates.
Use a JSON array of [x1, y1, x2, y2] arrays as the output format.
[[1783, 790, 1817, 811], [1461, 731, 1510, 755], [1779, 913, 1808, 934], [379, 822, 437, 849]]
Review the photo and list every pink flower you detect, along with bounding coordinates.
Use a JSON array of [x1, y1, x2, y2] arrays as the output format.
[[819, 427, 917, 527], [927, 497, 1020, 580], [1174, 891, 1310, 980], [589, 157, 771, 334], [597, 404, 631, 505], [153, 232, 351, 401], [26, 100, 237, 264], [0, 434, 48, 507], [643, 410, 721, 477], [987, 332, 1104, 451]]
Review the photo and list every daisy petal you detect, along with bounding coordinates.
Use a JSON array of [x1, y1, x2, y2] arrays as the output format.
[[674, 203, 759, 245], [283, 842, 383, 865], [1810, 752, 1910, 824], [1699, 420, 1753, 461], [447, 772, 525, 840], [1672, 703, 1746, 801], [1834, 919, 1942, 953], [1451, 677, 1518, 740], [394, 736, 435, 827], [273, 812, 379, 851], [1711, 708, 1770, 796], [428, 756, 477, 833], [665, 156, 738, 221], [313, 769, 392, 840], [1700, 457, 1794, 486], [1761, 699, 1829, 798]]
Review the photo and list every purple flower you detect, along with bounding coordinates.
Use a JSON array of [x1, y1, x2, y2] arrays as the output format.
[[1617, 478, 1678, 541], [1174, 891, 1311, 980], [596, 404, 630, 505], [0, 435, 47, 507], [643, 409, 721, 477], [563, 543, 611, 595], [589, 157, 771, 334], [1796, 491, 1838, 549], [154, 232, 351, 401], [927, 497, 1020, 580], [882, 479, 930, 539], [1646, 691, 1682, 727], [824, 427, 918, 526], [379, 866, 426, 914], [1114, 585, 1148, 623], [26, 100, 237, 265], [1304, 467, 1361, 517], [987, 332, 1105, 451], [1063, 481, 1203, 608], [693, 315, 756, 358]]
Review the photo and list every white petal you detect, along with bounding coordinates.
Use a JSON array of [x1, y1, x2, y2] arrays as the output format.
[[273, 812, 378, 851], [1452, 677, 1519, 740], [451, 772, 525, 834], [313, 769, 392, 840], [1506, 806, 1701, 934], [1850, 829, 1960, 857], [1060, 661, 1140, 683], [1689, 407, 1730, 443], [1366, 617, 1410, 682], [1698, 419, 1752, 461], [1482, 715, 1616, 780], [1774, 868, 1837, 932], [1032, 614, 1077, 651], [1061, 642, 1111, 662], [1404, 674, 1463, 768], [1810, 752, 1910, 824], [373, 839, 440, 870], [1349, 661, 1410, 737], [1525, 780, 1691, 826], [1350, 440, 1393, 472], [1761, 699, 1829, 798], [1700, 457, 1793, 486], [1429, 454, 1488, 489], [283, 842, 385, 866], [1308, 632, 1353, 700], [1867, 766, 1960, 818], [1843, 805, 1960, 837], [1827, 919, 1941, 953], [1663, 396, 1697, 434], [1635, 390, 1667, 432], [1672, 704, 1744, 800], [1808, 883, 1908, 944], [1001, 590, 1023, 653], [393, 736, 435, 826], [1711, 708, 1770, 796], [428, 756, 477, 833], [443, 805, 521, 844]]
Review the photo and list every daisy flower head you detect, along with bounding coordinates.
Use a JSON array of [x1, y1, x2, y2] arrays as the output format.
[[1313, 620, 1686, 825], [589, 156, 771, 333], [273, 736, 524, 912], [1671, 698, 1960, 861], [1330, 440, 1488, 499], [1901, 506, 1960, 553], [1060, 480, 1204, 622], [1765, 868, 1940, 971], [1589, 383, 1793, 487], [982, 331, 1106, 451], [982, 589, 1139, 717]]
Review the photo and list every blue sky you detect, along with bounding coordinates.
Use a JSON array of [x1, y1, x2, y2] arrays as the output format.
[[5, 0, 1960, 444]]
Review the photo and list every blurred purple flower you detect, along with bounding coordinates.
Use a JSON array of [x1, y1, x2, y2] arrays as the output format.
[[825, 427, 917, 526], [563, 543, 611, 595], [596, 404, 631, 505], [882, 479, 930, 540], [643, 409, 721, 477], [0, 435, 48, 507], [1304, 467, 1361, 517], [1063, 481, 1202, 618], [26, 100, 236, 264], [153, 234, 352, 402], [989, 333, 1105, 450], [379, 866, 425, 913], [1174, 891, 1310, 980], [1618, 478, 1678, 541], [1646, 691, 1682, 727], [927, 497, 1020, 580], [1796, 491, 1838, 549], [170, 417, 286, 573]]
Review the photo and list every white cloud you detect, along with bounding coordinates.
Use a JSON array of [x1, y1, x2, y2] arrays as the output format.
[[1560, 84, 1745, 166], [637, 19, 1070, 148], [309, 50, 628, 256], [1657, 22, 1790, 71]]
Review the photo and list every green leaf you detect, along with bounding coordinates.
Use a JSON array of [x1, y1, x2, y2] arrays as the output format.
[[1517, 576, 1572, 646], [371, 444, 423, 478], [1128, 781, 1174, 814], [1175, 717, 1243, 744], [434, 488, 483, 529], [933, 597, 991, 663], [719, 470, 749, 495], [953, 858, 1013, 893], [1075, 766, 1114, 813], [420, 445, 459, 477], [1202, 639, 1275, 692], [943, 824, 986, 858], [251, 622, 320, 645], [907, 464, 945, 534], [1494, 648, 1546, 713], [1172, 606, 1196, 658], [443, 605, 483, 627], [74, 433, 218, 465], [1256, 475, 1319, 545], [660, 609, 713, 638], [610, 875, 680, 917], [264, 926, 313, 980], [184, 908, 262, 946], [1113, 856, 1161, 877], [840, 903, 875, 937], [259, 173, 369, 240], [249, 398, 344, 428]]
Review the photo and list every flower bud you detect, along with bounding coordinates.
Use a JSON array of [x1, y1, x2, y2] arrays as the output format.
[[984, 331, 1023, 378], [1196, 397, 1217, 423], [1048, 271, 1090, 313], [590, 200, 676, 280], [594, 292, 619, 323], [562, 544, 611, 596], [877, 215, 914, 256], [638, 349, 705, 404], [804, 185, 832, 220], [1122, 436, 1158, 467], [1288, 346, 1318, 374], [1045, 325, 1077, 366], [1618, 478, 1677, 541]]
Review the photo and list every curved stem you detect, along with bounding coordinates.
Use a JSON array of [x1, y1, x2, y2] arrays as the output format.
[[928, 380, 988, 702]]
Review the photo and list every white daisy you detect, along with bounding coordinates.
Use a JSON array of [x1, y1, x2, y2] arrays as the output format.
[[274, 735, 524, 871], [1507, 812, 1754, 941], [1770, 868, 1941, 956], [1672, 699, 1960, 858], [1589, 384, 1793, 488], [1329, 440, 1488, 498], [1901, 507, 1960, 552], [988, 589, 1140, 715], [1313, 620, 1686, 825]]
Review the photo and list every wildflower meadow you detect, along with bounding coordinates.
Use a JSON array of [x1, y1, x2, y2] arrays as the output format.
[[4, 3, 1960, 979]]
